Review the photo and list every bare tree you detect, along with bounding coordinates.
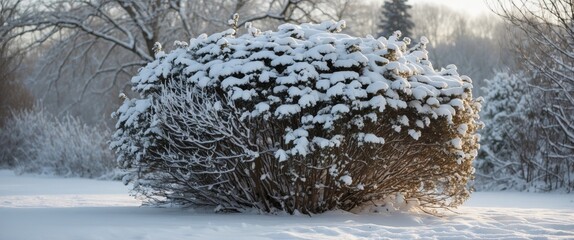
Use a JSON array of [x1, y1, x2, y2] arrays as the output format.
[[1, 0, 356, 125], [486, 0, 574, 191], [0, 0, 33, 126], [6, 0, 328, 60], [410, 3, 514, 95], [339, 0, 379, 36]]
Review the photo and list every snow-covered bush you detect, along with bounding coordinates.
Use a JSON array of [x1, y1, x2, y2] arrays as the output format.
[[0, 109, 117, 178], [112, 20, 481, 214], [477, 72, 574, 192]]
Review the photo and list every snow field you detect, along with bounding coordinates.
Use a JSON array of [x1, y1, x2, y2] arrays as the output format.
[[1, 170, 573, 240]]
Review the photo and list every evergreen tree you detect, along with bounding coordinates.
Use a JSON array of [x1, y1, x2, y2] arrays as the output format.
[[476, 71, 573, 192], [378, 0, 414, 38]]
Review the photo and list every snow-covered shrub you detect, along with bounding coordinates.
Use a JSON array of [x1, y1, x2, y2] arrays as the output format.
[[475, 72, 529, 190], [112, 20, 481, 214], [477, 72, 573, 192], [0, 109, 117, 178]]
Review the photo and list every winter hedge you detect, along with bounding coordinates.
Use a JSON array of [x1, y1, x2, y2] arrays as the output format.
[[111, 20, 481, 214]]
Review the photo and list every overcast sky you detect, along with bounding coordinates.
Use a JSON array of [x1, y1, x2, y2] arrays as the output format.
[[409, 0, 493, 16]]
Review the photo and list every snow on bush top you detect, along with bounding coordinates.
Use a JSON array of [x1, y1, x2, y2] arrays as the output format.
[[118, 20, 475, 163]]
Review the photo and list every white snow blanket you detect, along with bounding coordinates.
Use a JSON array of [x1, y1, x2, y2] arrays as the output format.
[[1, 170, 572, 240]]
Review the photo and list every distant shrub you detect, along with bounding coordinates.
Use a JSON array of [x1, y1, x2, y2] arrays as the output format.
[[477, 71, 574, 192], [0, 109, 118, 178], [112, 20, 481, 214]]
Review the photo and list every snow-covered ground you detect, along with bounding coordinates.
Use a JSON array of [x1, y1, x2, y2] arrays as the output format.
[[1, 170, 573, 240]]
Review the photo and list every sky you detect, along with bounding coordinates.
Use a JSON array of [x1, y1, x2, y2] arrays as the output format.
[[409, 0, 493, 16]]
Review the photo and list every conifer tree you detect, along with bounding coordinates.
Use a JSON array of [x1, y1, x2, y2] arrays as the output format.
[[378, 0, 414, 38]]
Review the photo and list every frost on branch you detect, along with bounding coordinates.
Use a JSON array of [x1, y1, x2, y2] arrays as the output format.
[[111, 20, 481, 214]]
